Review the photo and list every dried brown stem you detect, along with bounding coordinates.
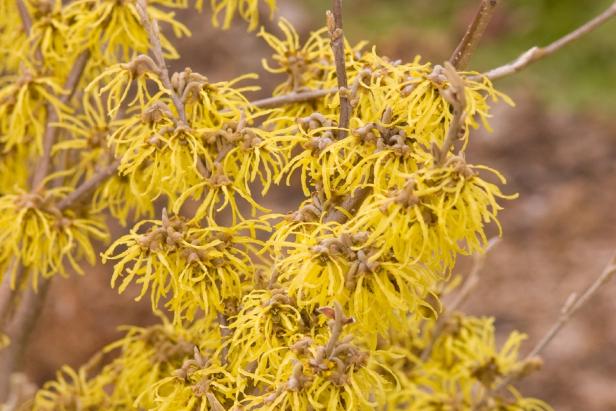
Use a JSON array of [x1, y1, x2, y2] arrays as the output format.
[[250, 88, 337, 109], [327, 0, 351, 138], [474, 253, 616, 409], [135, 0, 188, 124], [475, 1, 616, 81], [57, 158, 122, 210], [217, 313, 231, 365], [16, 0, 45, 65], [450, 0, 499, 70], [0, 278, 51, 401], [0, 275, 14, 332], [31, 52, 90, 187], [0, 263, 26, 332], [16, 0, 33, 35]]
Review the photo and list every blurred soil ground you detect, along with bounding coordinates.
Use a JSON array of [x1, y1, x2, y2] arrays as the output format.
[[21, 2, 616, 410]]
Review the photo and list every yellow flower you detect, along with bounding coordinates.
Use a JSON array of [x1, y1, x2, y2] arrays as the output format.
[[31, 364, 112, 410], [382, 315, 549, 410], [226, 288, 306, 371], [27, 0, 74, 68], [206, 0, 277, 31], [92, 174, 155, 226], [32, 319, 220, 410], [145, 352, 238, 410], [260, 18, 366, 98], [0, 67, 67, 153], [52, 93, 118, 184], [111, 101, 208, 204], [244, 304, 390, 410], [0, 0, 29, 72], [272, 223, 440, 346], [275, 111, 340, 197], [0, 146, 30, 194], [0, 187, 109, 290], [348, 156, 515, 272], [65, 0, 189, 62], [179, 69, 257, 126], [103, 211, 269, 323], [87, 54, 167, 117]]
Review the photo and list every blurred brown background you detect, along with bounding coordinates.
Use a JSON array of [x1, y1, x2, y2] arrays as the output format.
[[23, 1, 616, 410]]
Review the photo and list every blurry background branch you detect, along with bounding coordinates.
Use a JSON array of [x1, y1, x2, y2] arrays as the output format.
[[478, 1, 616, 80], [475, 254, 616, 408]]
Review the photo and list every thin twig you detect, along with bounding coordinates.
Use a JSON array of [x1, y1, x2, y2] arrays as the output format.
[[0, 262, 27, 333], [524, 255, 616, 361], [0, 278, 51, 401], [57, 158, 122, 210], [474, 1, 616, 81], [420, 239, 499, 362], [327, 0, 351, 138], [61, 52, 90, 102], [135, 0, 188, 124], [217, 313, 231, 365], [250, 88, 337, 109], [474, 253, 616, 409], [31, 52, 90, 187], [16, 0, 44, 65], [16, 0, 33, 35], [450, 0, 499, 70]]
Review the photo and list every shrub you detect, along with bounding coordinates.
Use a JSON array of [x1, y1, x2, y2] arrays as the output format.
[[0, 0, 615, 409]]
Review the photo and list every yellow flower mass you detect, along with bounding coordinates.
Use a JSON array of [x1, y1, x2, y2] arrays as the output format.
[[0, 0, 555, 409]]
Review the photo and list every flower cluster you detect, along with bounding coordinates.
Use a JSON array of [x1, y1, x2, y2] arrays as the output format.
[[103, 210, 268, 323], [0, 188, 108, 289], [0, 0, 553, 409]]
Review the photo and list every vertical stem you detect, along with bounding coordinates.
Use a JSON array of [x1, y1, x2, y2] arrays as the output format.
[[436, 63, 467, 165], [449, 0, 499, 70], [31, 52, 90, 188], [0, 263, 27, 332], [0, 279, 51, 401], [327, 0, 351, 138], [135, 0, 188, 124]]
